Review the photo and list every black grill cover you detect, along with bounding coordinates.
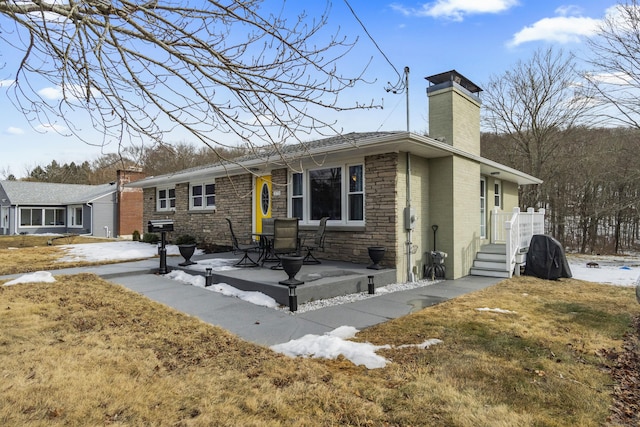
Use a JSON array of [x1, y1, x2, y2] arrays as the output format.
[[524, 234, 572, 280]]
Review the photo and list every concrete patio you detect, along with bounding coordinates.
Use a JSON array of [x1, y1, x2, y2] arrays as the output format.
[[168, 250, 398, 306]]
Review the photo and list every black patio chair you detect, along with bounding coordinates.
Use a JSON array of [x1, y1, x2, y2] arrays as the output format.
[[225, 218, 259, 267], [300, 217, 329, 265], [270, 218, 300, 270]]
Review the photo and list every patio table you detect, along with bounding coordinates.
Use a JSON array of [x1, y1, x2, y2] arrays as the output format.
[[252, 232, 276, 266]]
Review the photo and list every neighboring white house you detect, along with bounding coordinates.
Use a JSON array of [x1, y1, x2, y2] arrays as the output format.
[[0, 180, 118, 237], [128, 70, 543, 280]]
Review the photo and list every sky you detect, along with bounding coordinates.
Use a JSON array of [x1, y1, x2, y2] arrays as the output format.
[[2, 240, 639, 368], [0, 0, 619, 178]]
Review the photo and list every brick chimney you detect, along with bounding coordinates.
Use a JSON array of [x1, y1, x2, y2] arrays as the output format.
[[117, 168, 145, 238], [426, 70, 482, 156]]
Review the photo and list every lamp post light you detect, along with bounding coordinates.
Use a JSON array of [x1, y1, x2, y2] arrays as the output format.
[[368, 275, 375, 294], [288, 284, 298, 312], [205, 267, 213, 287]]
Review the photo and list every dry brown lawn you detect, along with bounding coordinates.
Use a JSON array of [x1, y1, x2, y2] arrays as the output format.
[[1, 267, 638, 426]]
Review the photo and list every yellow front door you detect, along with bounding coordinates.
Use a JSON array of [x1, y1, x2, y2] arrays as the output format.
[[254, 175, 272, 234]]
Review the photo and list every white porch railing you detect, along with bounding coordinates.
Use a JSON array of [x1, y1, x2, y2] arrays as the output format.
[[491, 207, 546, 277]]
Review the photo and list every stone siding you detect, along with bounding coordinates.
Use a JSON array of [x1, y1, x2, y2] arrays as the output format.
[[143, 174, 254, 246]]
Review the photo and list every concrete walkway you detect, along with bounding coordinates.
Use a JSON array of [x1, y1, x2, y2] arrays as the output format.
[[1, 258, 502, 347]]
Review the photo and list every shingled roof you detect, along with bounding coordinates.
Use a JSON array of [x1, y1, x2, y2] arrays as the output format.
[[0, 181, 117, 205]]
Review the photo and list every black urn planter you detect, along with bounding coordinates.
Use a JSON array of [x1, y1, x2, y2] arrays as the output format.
[[178, 244, 197, 266], [367, 246, 386, 270], [279, 256, 304, 286]]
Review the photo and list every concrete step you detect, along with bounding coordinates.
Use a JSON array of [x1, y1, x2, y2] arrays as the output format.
[[480, 244, 506, 254], [473, 260, 507, 270], [469, 267, 511, 278], [476, 252, 506, 262]]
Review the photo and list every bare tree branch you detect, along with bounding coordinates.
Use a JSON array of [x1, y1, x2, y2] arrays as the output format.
[[482, 47, 594, 181], [584, 0, 640, 129], [0, 0, 378, 164]]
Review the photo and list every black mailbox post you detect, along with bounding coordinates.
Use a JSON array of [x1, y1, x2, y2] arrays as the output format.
[[148, 220, 174, 274]]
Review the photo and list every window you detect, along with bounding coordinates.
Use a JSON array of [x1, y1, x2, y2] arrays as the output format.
[[69, 205, 83, 227], [20, 208, 65, 227], [348, 165, 364, 221], [291, 173, 303, 219], [494, 180, 502, 209], [157, 187, 176, 211], [45, 209, 65, 226], [480, 178, 487, 239], [290, 162, 365, 225], [190, 182, 215, 210], [310, 167, 342, 220]]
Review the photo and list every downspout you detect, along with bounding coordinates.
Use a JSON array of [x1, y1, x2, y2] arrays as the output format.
[[14, 204, 18, 235]]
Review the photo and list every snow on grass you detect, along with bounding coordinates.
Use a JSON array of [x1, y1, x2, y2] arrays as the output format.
[[270, 326, 443, 369], [4, 271, 56, 286]]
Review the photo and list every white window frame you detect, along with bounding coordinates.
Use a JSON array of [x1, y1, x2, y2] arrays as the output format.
[[347, 164, 364, 222], [20, 207, 65, 227], [494, 179, 502, 209], [189, 181, 216, 210], [289, 161, 365, 226], [157, 186, 176, 212], [291, 172, 304, 219], [68, 205, 83, 228]]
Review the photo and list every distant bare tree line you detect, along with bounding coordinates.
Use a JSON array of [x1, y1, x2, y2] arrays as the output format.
[[481, 1, 640, 254], [482, 127, 640, 254], [0, 142, 247, 185]]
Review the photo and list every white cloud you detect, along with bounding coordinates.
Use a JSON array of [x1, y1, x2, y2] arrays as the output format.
[[555, 5, 584, 17], [585, 72, 634, 86], [37, 84, 90, 101], [391, 0, 519, 21], [508, 15, 600, 47], [35, 123, 67, 133], [6, 127, 24, 135], [38, 86, 65, 100], [0, 79, 15, 88]]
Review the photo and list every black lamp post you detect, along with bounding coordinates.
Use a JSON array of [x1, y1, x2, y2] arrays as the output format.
[[158, 231, 168, 274], [287, 284, 298, 312], [367, 275, 375, 294], [205, 267, 213, 287]]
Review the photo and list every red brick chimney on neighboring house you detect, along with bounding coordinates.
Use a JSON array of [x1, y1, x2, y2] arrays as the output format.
[[117, 168, 146, 238]]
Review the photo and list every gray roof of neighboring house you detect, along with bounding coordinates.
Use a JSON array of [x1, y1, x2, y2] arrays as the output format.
[[0, 180, 117, 205]]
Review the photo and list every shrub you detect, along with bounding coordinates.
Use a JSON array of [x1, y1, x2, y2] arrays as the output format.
[[175, 234, 197, 245], [132, 230, 141, 241], [142, 233, 159, 244]]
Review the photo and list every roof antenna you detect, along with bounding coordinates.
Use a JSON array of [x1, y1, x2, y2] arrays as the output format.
[[385, 66, 410, 132]]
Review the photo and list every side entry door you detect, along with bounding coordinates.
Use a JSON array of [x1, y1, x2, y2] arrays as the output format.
[[254, 175, 272, 234]]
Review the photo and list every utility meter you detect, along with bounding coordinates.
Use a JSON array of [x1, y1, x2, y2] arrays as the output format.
[[404, 207, 416, 230]]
